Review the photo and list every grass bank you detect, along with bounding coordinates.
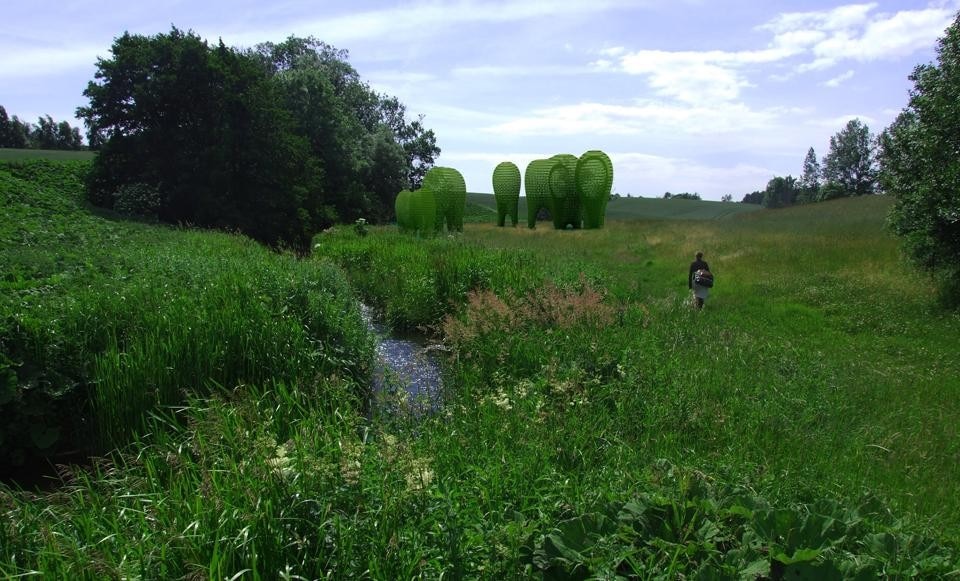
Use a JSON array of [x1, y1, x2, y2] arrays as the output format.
[[0, 159, 372, 465], [2, 167, 957, 578]]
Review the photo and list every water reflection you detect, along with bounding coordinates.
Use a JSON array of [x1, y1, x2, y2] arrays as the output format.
[[360, 304, 443, 413]]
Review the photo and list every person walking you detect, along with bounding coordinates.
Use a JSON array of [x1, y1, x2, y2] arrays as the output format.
[[688, 251, 712, 310]]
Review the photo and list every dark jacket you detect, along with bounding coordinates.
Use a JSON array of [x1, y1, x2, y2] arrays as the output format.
[[689, 259, 710, 289]]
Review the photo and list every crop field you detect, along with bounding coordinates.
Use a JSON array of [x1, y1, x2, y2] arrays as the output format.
[[1, 160, 958, 578]]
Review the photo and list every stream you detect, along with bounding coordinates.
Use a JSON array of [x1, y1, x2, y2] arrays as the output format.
[[360, 304, 444, 413]]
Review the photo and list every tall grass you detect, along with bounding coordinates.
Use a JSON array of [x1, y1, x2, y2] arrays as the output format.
[[1, 160, 372, 461], [3, 168, 958, 578]]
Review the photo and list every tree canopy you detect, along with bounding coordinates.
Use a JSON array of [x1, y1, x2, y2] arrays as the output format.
[[880, 11, 960, 304], [822, 118, 876, 199], [0, 106, 82, 150], [78, 29, 439, 250]]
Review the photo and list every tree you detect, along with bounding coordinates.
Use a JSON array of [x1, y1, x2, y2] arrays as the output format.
[[721, 194, 733, 202], [797, 147, 821, 203], [56, 120, 82, 150], [34, 115, 59, 149], [0, 106, 10, 147], [822, 119, 876, 199], [880, 11, 960, 304], [79, 28, 323, 250], [762, 175, 798, 208], [254, 36, 438, 220], [377, 96, 439, 189], [741, 190, 764, 204], [8, 116, 31, 148]]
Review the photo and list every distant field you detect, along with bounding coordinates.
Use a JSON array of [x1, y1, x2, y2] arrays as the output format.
[[466, 192, 761, 222], [0, 148, 96, 161]]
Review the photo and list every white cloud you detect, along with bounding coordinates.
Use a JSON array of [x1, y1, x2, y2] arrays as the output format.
[[595, 2, 954, 99], [823, 69, 855, 87], [225, 0, 641, 47], [481, 100, 784, 137], [764, 3, 955, 72], [614, 47, 794, 104]]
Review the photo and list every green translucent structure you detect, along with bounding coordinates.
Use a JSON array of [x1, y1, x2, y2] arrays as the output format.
[[395, 189, 412, 231], [525, 159, 556, 229], [394, 186, 436, 235], [550, 154, 581, 229], [410, 186, 437, 234], [492, 161, 521, 227], [576, 150, 614, 229], [423, 167, 467, 232]]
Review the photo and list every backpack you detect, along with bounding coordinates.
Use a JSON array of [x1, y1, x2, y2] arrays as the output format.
[[694, 269, 714, 288]]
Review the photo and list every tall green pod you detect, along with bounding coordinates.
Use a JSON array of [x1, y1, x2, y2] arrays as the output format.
[[550, 153, 580, 229], [423, 166, 467, 232], [525, 159, 555, 229], [492, 161, 521, 227], [409, 185, 437, 235], [395, 189, 412, 231], [576, 150, 614, 229]]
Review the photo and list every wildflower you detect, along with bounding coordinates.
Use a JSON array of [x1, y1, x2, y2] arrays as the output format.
[[405, 457, 434, 492]]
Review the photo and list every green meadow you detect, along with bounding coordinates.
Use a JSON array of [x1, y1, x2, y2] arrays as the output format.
[[1, 159, 958, 578], [0, 148, 95, 162]]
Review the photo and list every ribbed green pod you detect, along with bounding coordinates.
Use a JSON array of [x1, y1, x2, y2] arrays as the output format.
[[576, 150, 613, 229], [549, 154, 580, 229], [395, 189, 412, 231], [492, 161, 521, 227], [409, 185, 437, 235], [525, 159, 555, 229], [423, 166, 467, 233]]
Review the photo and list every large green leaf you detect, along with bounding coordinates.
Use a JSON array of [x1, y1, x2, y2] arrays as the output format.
[[29, 423, 60, 449]]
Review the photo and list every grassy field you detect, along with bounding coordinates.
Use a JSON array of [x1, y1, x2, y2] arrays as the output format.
[[2, 163, 958, 578], [0, 148, 96, 162], [466, 192, 762, 222]]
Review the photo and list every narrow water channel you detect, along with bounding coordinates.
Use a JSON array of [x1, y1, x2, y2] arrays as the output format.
[[360, 304, 444, 413]]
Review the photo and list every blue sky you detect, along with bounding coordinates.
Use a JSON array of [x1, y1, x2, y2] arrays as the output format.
[[2, 1, 957, 200]]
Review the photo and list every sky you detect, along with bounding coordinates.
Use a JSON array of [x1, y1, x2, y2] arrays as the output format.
[[2, 1, 958, 200]]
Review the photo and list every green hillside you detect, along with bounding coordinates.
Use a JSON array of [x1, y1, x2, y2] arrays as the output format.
[[467, 191, 761, 222], [0, 148, 96, 162], [3, 165, 958, 578]]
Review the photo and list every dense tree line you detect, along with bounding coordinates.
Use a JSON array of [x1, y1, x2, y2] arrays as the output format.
[[879, 10, 960, 305], [741, 119, 877, 208], [0, 106, 83, 150], [78, 28, 439, 250], [662, 191, 701, 200]]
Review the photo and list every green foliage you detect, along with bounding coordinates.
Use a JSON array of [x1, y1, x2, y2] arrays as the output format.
[[798, 146, 822, 204], [492, 161, 521, 227], [3, 176, 959, 577], [77, 31, 438, 246], [881, 11, 960, 306], [822, 118, 877, 199], [663, 191, 700, 200], [111, 182, 161, 218], [79, 29, 325, 251], [0, 105, 83, 150], [763, 175, 799, 209], [0, 159, 372, 465]]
